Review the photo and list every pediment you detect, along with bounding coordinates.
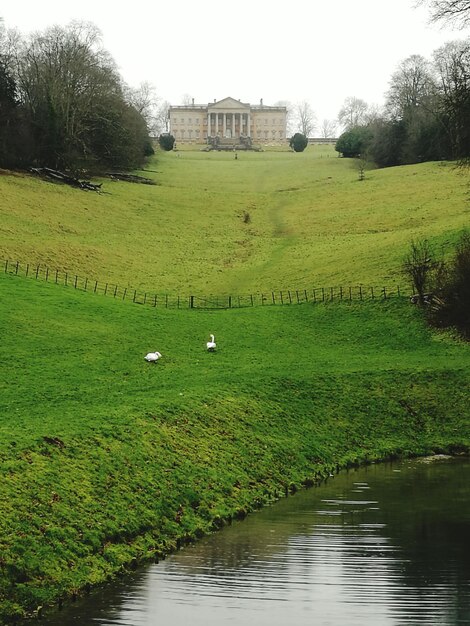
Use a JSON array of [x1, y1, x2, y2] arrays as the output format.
[[208, 97, 249, 110]]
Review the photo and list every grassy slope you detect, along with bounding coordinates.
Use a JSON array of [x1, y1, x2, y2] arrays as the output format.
[[0, 271, 469, 620], [0, 147, 469, 621], [0, 147, 468, 295]]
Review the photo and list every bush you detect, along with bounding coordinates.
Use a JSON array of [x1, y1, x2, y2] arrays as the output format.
[[159, 134, 175, 151], [403, 239, 441, 305], [289, 133, 308, 152], [335, 126, 373, 158], [430, 232, 470, 339]]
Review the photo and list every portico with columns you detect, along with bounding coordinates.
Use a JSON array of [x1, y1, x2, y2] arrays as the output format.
[[207, 98, 251, 139]]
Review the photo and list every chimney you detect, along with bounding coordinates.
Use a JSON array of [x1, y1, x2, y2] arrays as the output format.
[[192, 98, 194, 105], [260, 98, 263, 106]]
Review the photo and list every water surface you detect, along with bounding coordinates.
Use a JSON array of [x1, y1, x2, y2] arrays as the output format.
[[43, 456, 470, 625]]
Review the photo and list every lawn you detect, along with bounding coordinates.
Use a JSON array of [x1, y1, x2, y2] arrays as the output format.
[[0, 146, 469, 622], [0, 146, 467, 295]]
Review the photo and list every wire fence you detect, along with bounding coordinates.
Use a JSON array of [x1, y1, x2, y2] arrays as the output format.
[[3, 259, 413, 310]]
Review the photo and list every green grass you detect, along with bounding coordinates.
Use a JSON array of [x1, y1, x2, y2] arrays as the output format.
[[0, 271, 469, 621], [0, 147, 469, 622], [1, 146, 468, 295]]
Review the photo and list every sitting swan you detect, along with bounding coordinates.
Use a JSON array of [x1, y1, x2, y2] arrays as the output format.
[[144, 351, 162, 362], [206, 334, 216, 352]]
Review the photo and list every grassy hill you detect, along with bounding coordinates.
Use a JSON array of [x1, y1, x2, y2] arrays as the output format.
[[1, 146, 468, 295], [0, 146, 469, 622]]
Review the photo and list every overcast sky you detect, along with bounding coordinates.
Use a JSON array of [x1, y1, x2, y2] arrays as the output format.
[[2, 0, 469, 123]]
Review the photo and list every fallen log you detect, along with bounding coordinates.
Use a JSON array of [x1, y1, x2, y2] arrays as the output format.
[[30, 167, 102, 192], [106, 172, 156, 185]]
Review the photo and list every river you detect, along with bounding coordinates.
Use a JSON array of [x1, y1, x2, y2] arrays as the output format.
[[41, 455, 470, 625]]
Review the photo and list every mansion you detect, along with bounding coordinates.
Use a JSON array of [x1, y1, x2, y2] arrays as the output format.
[[168, 97, 287, 145]]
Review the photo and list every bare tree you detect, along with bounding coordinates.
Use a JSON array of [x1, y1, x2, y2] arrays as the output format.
[[125, 81, 162, 134], [274, 99, 294, 135], [154, 99, 171, 135], [294, 100, 317, 137], [386, 54, 436, 119], [433, 39, 470, 157], [320, 118, 337, 138], [337, 96, 369, 130], [14, 21, 149, 170], [417, 0, 470, 27]]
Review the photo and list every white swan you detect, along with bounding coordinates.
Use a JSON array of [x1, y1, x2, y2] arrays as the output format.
[[144, 351, 162, 362], [206, 334, 216, 352]]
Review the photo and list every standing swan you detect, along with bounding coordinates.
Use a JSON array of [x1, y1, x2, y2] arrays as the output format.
[[144, 351, 162, 362], [206, 334, 216, 352]]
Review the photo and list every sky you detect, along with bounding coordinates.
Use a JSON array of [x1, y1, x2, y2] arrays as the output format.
[[2, 0, 469, 125]]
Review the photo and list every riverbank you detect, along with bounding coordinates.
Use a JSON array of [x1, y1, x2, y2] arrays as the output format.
[[1, 272, 469, 623]]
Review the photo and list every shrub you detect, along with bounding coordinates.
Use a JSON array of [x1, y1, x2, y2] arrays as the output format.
[[430, 232, 470, 338], [335, 126, 373, 158], [289, 133, 308, 152], [159, 134, 175, 151]]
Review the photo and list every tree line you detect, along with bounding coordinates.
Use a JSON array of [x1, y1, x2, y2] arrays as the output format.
[[335, 38, 470, 167], [0, 20, 154, 173]]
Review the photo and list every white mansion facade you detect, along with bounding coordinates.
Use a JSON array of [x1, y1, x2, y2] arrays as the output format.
[[168, 97, 287, 144]]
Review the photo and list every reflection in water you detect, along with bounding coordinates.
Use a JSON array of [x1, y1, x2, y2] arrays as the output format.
[[42, 456, 470, 625]]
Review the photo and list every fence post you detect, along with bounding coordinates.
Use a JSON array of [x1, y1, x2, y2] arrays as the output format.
[[74, 275, 78, 289], [296, 290, 300, 304], [113, 285, 117, 297], [359, 285, 363, 300], [371, 286, 375, 299], [133, 290, 136, 302], [261, 293, 264, 305], [190, 295, 194, 309], [15, 261, 19, 275], [397, 285, 401, 297], [280, 291, 284, 305], [166, 295, 168, 308], [322, 287, 325, 302], [228, 295, 232, 308], [339, 286, 343, 300], [250, 294, 254, 307], [154, 295, 158, 307], [85, 278, 88, 291], [272, 292, 275, 305], [36, 265, 40, 279], [26, 264, 29, 277], [349, 286, 352, 301], [122, 288, 127, 300], [94, 280, 98, 293], [55, 269, 58, 284], [382, 286, 387, 300], [288, 290, 292, 304], [4, 260, 8, 273]]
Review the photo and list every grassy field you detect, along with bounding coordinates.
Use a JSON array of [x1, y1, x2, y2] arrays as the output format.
[[1, 145, 468, 295], [0, 146, 469, 622]]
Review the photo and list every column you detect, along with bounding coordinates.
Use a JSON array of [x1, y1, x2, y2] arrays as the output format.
[[223, 113, 226, 137], [247, 112, 251, 137], [207, 113, 211, 136], [215, 113, 219, 135]]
